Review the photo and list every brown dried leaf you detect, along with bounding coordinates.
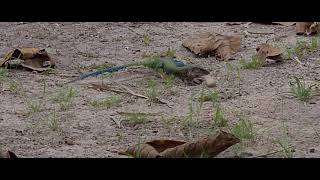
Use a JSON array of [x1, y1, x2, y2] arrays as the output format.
[[146, 140, 186, 153], [225, 22, 244, 26], [123, 130, 239, 158], [182, 32, 241, 60], [160, 131, 240, 158], [296, 22, 319, 35], [272, 22, 296, 26], [125, 143, 162, 158], [256, 43, 284, 58], [0, 48, 54, 72], [255, 43, 284, 65], [0, 151, 17, 158]]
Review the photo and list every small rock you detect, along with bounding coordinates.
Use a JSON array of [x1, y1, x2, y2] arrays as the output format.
[[65, 140, 75, 146], [203, 75, 216, 88], [310, 148, 315, 153]]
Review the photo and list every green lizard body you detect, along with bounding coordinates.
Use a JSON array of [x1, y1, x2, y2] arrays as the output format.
[[66, 57, 209, 85]]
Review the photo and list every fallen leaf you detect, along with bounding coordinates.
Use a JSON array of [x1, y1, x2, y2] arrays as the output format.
[[256, 43, 284, 64], [160, 131, 239, 158], [253, 22, 296, 26], [122, 130, 239, 158], [0, 150, 17, 158], [225, 22, 244, 26], [0, 48, 55, 72], [272, 22, 296, 26], [182, 32, 241, 60], [125, 143, 162, 158], [296, 22, 319, 35]]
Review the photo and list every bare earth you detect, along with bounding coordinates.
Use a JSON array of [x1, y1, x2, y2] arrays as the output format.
[[0, 22, 320, 158]]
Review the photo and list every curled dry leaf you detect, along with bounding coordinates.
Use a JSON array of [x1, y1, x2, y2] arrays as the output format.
[[0, 48, 54, 72], [225, 22, 244, 26], [122, 130, 240, 158], [296, 22, 319, 35], [272, 22, 296, 26], [182, 32, 241, 60], [253, 22, 296, 26], [256, 43, 284, 64], [0, 150, 17, 158]]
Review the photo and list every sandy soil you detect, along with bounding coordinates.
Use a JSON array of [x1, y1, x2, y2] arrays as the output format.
[[0, 22, 320, 158]]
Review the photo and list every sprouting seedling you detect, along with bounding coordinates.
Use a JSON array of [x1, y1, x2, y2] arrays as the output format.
[[226, 62, 234, 81], [291, 77, 315, 102], [212, 105, 228, 128], [311, 36, 319, 50]]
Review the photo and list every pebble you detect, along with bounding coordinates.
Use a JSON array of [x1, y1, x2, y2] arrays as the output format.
[[203, 75, 216, 88]]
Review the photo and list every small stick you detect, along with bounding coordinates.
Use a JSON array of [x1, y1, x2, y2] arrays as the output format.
[[253, 150, 281, 158], [110, 116, 122, 128], [292, 56, 306, 67], [120, 85, 148, 99]]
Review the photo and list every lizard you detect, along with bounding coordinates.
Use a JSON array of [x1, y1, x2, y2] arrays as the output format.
[[65, 57, 210, 85]]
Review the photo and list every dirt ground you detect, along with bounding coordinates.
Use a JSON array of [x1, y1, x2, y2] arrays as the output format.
[[1, 22, 320, 158]]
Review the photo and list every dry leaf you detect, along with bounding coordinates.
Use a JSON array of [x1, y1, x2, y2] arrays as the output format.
[[296, 22, 319, 35], [225, 22, 244, 26], [125, 143, 163, 158], [0, 150, 17, 158], [160, 131, 239, 158], [122, 130, 239, 158], [256, 43, 284, 64], [272, 22, 296, 26], [182, 32, 241, 60], [0, 48, 54, 72], [254, 22, 296, 26]]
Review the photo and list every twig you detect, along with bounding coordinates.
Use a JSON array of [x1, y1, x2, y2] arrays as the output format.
[[312, 127, 320, 139], [120, 85, 173, 108], [116, 111, 162, 116], [253, 150, 281, 158], [120, 85, 148, 99], [246, 28, 274, 34], [110, 116, 122, 128], [292, 56, 306, 67]]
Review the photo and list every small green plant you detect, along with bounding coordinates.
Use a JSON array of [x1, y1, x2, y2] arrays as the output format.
[[198, 89, 220, 107], [42, 67, 56, 76], [286, 47, 294, 60], [230, 116, 256, 156], [146, 79, 161, 102], [79, 51, 99, 58], [124, 113, 148, 125], [8, 79, 21, 94], [142, 34, 150, 46], [291, 77, 315, 102], [212, 105, 228, 128], [52, 86, 78, 111], [0, 68, 9, 80], [311, 36, 319, 51], [240, 57, 263, 69], [79, 63, 115, 71], [180, 92, 199, 137], [294, 40, 308, 58], [42, 79, 47, 96], [273, 123, 294, 158], [161, 115, 179, 133], [163, 74, 175, 89], [27, 100, 43, 114], [226, 62, 235, 81], [89, 96, 121, 108], [274, 138, 294, 158], [164, 48, 176, 58], [232, 117, 255, 140], [47, 112, 59, 131]]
